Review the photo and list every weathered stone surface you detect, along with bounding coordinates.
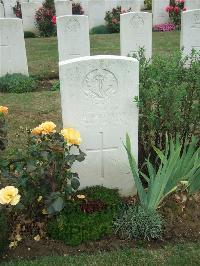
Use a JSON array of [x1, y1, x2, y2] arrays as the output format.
[[55, 0, 72, 17], [21, 2, 42, 33], [59, 55, 139, 196], [120, 11, 152, 59], [152, 0, 169, 25], [181, 9, 200, 57], [57, 15, 90, 61], [0, 18, 28, 76]]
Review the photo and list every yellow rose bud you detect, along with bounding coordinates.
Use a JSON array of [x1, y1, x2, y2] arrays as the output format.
[[0, 106, 8, 115], [0, 186, 21, 206], [61, 128, 81, 146], [77, 194, 86, 199], [37, 196, 43, 202], [31, 126, 42, 135], [33, 235, 41, 241], [39, 121, 56, 134]]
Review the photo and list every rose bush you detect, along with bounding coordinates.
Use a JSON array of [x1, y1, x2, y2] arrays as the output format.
[[105, 6, 131, 33], [166, 0, 186, 29], [0, 106, 8, 151]]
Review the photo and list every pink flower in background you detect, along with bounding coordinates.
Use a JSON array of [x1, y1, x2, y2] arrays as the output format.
[[174, 6, 180, 13], [51, 15, 56, 25], [153, 23, 176, 32]]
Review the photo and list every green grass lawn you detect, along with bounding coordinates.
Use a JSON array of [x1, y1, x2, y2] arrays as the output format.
[[3, 242, 200, 266], [26, 31, 180, 79]]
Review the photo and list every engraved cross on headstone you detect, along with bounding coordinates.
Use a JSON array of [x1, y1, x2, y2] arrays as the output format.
[[86, 132, 118, 178]]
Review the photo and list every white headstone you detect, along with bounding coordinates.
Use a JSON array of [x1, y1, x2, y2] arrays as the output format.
[[59, 55, 139, 196], [120, 12, 152, 59], [57, 15, 90, 61], [88, 0, 106, 29], [3, 0, 16, 17], [152, 0, 169, 25], [55, 1, 72, 17], [0, 18, 28, 76], [21, 2, 42, 33], [0, 3, 5, 18], [181, 10, 200, 57], [120, 0, 141, 11], [185, 0, 200, 10]]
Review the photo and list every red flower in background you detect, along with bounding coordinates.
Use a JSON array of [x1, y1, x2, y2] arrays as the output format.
[[51, 15, 56, 25]]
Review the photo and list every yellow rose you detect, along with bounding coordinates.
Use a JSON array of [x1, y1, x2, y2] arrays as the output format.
[[61, 128, 81, 146], [0, 106, 8, 115], [31, 126, 42, 135], [31, 121, 56, 135], [0, 186, 21, 205], [77, 194, 86, 199], [39, 121, 56, 134]]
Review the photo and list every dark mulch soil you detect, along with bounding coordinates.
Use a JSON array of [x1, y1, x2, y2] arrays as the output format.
[[1, 192, 200, 263]]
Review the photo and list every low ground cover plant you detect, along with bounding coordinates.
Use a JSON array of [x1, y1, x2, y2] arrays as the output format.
[[153, 23, 176, 32], [114, 204, 163, 240], [0, 74, 37, 93], [48, 186, 122, 246]]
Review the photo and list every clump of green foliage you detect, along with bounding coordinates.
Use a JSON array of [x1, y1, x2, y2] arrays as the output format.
[[125, 133, 200, 211], [144, 0, 152, 10], [134, 49, 200, 161], [114, 205, 163, 240], [0, 74, 37, 93], [90, 25, 110, 34], [51, 81, 60, 91], [47, 186, 122, 246], [24, 31, 36, 38]]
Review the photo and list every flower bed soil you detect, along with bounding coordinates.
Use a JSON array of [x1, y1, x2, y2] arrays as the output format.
[[1, 192, 200, 263]]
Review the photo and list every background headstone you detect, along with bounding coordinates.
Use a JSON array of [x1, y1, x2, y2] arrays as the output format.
[[0, 18, 28, 76], [57, 15, 90, 61], [3, 0, 16, 17], [21, 2, 42, 33], [185, 0, 200, 10], [120, 11, 152, 59], [120, 0, 141, 11], [59, 55, 139, 196], [55, 1, 72, 17], [88, 0, 106, 29], [152, 0, 169, 25], [0, 3, 5, 17], [180, 9, 200, 57]]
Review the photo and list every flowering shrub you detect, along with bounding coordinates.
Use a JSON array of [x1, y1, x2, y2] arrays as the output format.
[[35, 7, 56, 37], [105, 6, 131, 33], [166, 0, 186, 29], [153, 22, 176, 32], [1, 121, 85, 217], [13, 1, 22, 18], [0, 106, 8, 151]]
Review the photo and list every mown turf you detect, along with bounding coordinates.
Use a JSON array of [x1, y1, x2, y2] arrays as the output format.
[[2, 242, 200, 266], [26, 31, 180, 79]]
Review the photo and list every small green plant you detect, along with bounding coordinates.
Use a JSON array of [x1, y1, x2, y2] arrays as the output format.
[[24, 31, 36, 38], [48, 186, 122, 246], [125, 134, 200, 210], [90, 25, 109, 34], [144, 0, 152, 10], [114, 205, 163, 240], [51, 81, 60, 91], [0, 74, 37, 93]]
